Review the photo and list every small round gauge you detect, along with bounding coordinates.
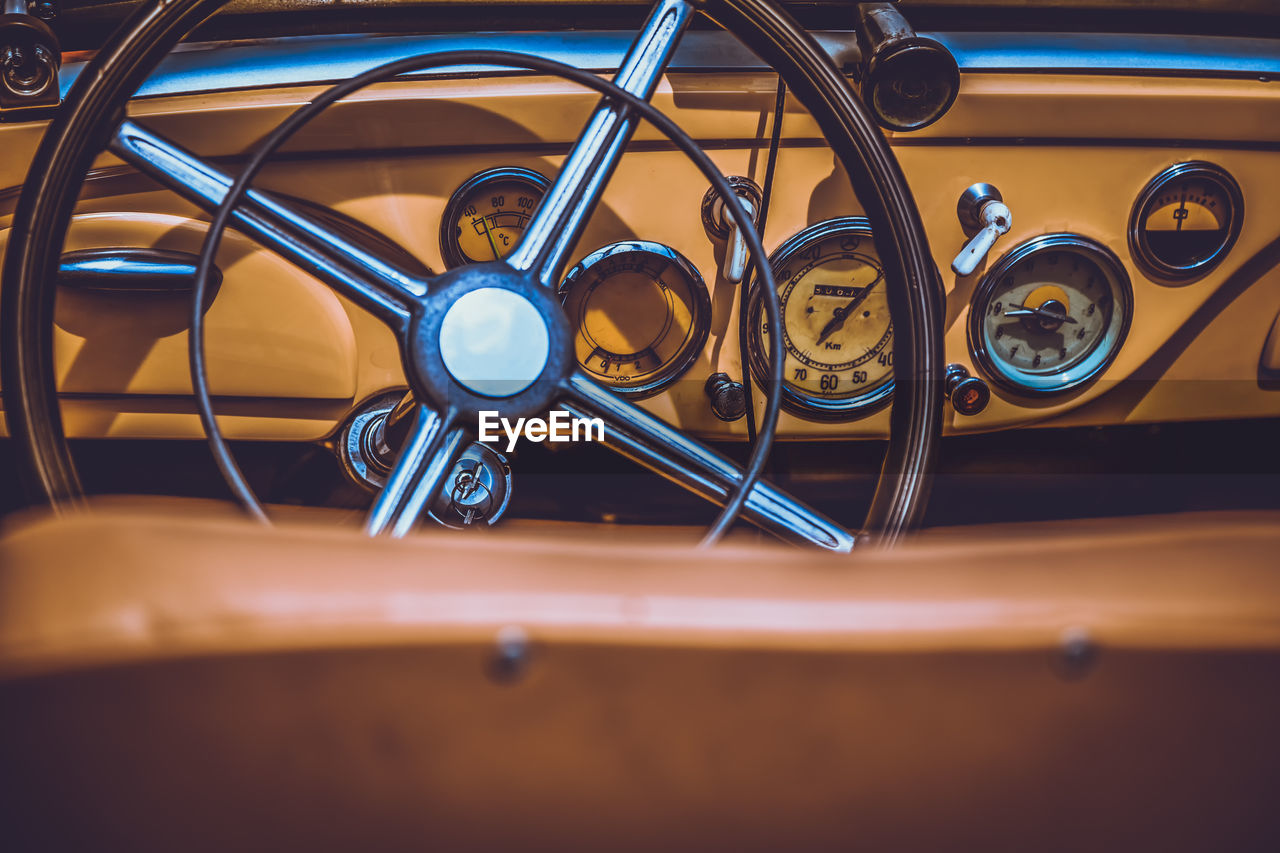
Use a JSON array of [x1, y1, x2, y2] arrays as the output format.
[[1129, 161, 1243, 284], [970, 234, 1132, 396], [746, 217, 893, 421], [559, 241, 711, 398], [440, 167, 550, 267]]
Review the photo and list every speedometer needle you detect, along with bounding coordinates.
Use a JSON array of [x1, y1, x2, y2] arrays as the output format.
[[814, 271, 884, 347]]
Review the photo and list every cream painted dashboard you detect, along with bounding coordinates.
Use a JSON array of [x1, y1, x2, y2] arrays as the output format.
[[1, 32, 1278, 442]]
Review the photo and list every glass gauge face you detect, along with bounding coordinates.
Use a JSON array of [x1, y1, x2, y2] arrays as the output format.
[[748, 217, 893, 421], [971, 235, 1132, 396], [440, 167, 550, 267], [1130, 162, 1243, 283], [559, 241, 711, 399]]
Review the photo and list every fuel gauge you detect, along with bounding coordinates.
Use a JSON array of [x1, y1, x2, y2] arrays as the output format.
[[1130, 161, 1243, 284]]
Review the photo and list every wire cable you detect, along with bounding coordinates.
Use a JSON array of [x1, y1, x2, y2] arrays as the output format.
[[736, 77, 787, 447]]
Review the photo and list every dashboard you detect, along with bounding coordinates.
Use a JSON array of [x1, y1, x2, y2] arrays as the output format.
[[1, 27, 1278, 455], [4, 11, 1280, 842]]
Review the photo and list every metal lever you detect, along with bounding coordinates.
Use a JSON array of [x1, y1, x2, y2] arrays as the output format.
[[951, 183, 1011, 277], [701, 176, 763, 284], [722, 195, 757, 283]]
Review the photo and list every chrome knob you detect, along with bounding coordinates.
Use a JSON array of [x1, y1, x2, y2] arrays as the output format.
[[704, 372, 747, 421], [944, 363, 990, 416]]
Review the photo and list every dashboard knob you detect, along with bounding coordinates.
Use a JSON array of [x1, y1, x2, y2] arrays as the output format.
[[952, 183, 1012, 277], [0, 8, 60, 113], [944, 363, 990, 416], [704, 372, 747, 421]]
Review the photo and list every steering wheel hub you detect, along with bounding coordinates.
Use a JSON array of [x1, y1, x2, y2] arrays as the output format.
[[406, 262, 573, 420], [438, 287, 550, 397]]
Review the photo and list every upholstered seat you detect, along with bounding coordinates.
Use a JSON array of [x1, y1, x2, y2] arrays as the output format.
[[1, 507, 1278, 850]]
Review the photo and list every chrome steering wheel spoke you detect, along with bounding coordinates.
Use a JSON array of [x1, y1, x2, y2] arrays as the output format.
[[505, 0, 693, 288], [4, 0, 944, 549], [366, 405, 470, 537], [110, 119, 428, 331], [560, 372, 857, 552]]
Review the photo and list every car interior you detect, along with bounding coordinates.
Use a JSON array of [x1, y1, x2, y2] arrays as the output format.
[[1, 0, 1278, 848]]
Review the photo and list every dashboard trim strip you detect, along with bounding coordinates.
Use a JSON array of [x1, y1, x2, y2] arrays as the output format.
[[56, 31, 1280, 100], [934, 31, 1280, 77]]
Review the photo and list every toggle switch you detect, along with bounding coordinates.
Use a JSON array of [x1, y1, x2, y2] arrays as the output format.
[[701, 176, 763, 284], [951, 183, 1011, 277]]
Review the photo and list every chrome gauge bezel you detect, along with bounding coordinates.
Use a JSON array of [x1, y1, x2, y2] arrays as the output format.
[[439, 166, 551, 268], [746, 216, 895, 422], [1128, 161, 1244, 285], [558, 240, 711, 400], [969, 233, 1133, 397]]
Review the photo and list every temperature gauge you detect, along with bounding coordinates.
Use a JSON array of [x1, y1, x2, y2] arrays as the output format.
[[440, 167, 550, 267], [1129, 161, 1243, 284], [559, 241, 711, 399]]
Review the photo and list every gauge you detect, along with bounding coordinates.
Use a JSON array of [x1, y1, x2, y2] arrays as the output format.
[[969, 234, 1132, 396], [1129, 161, 1243, 284], [559, 241, 710, 399], [746, 217, 893, 421], [440, 167, 550, 267]]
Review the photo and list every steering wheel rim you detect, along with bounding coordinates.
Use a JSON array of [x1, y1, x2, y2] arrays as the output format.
[[1, 0, 945, 547], [185, 48, 788, 546]]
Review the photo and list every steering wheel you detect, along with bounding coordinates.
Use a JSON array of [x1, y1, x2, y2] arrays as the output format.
[[2, 0, 944, 550]]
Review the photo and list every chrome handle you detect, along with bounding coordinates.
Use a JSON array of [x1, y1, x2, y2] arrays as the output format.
[[700, 176, 763, 285], [722, 194, 758, 284], [952, 183, 1011, 276], [58, 248, 220, 294]]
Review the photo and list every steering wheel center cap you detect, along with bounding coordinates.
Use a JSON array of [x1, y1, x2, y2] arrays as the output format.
[[438, 287, 550, 397]]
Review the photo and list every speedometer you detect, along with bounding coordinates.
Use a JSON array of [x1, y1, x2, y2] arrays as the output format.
[[746, 217, 894, 421]]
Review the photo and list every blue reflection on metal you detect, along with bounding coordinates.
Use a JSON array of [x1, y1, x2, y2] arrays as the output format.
[[59, 30, 1280, 101], [60, 31, 762, 99], [57, 249, 216, 293], [932, 32, 1280, 76], [61, 254, 193, 279]]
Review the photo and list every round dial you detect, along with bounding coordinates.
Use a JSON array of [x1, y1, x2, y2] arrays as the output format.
[[1130, 161, 1243, 284], [440, 167, 550, 268], [747, 218, 893, 421], [970, 234, 1132, 395], [559, 241, 710, 399]]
